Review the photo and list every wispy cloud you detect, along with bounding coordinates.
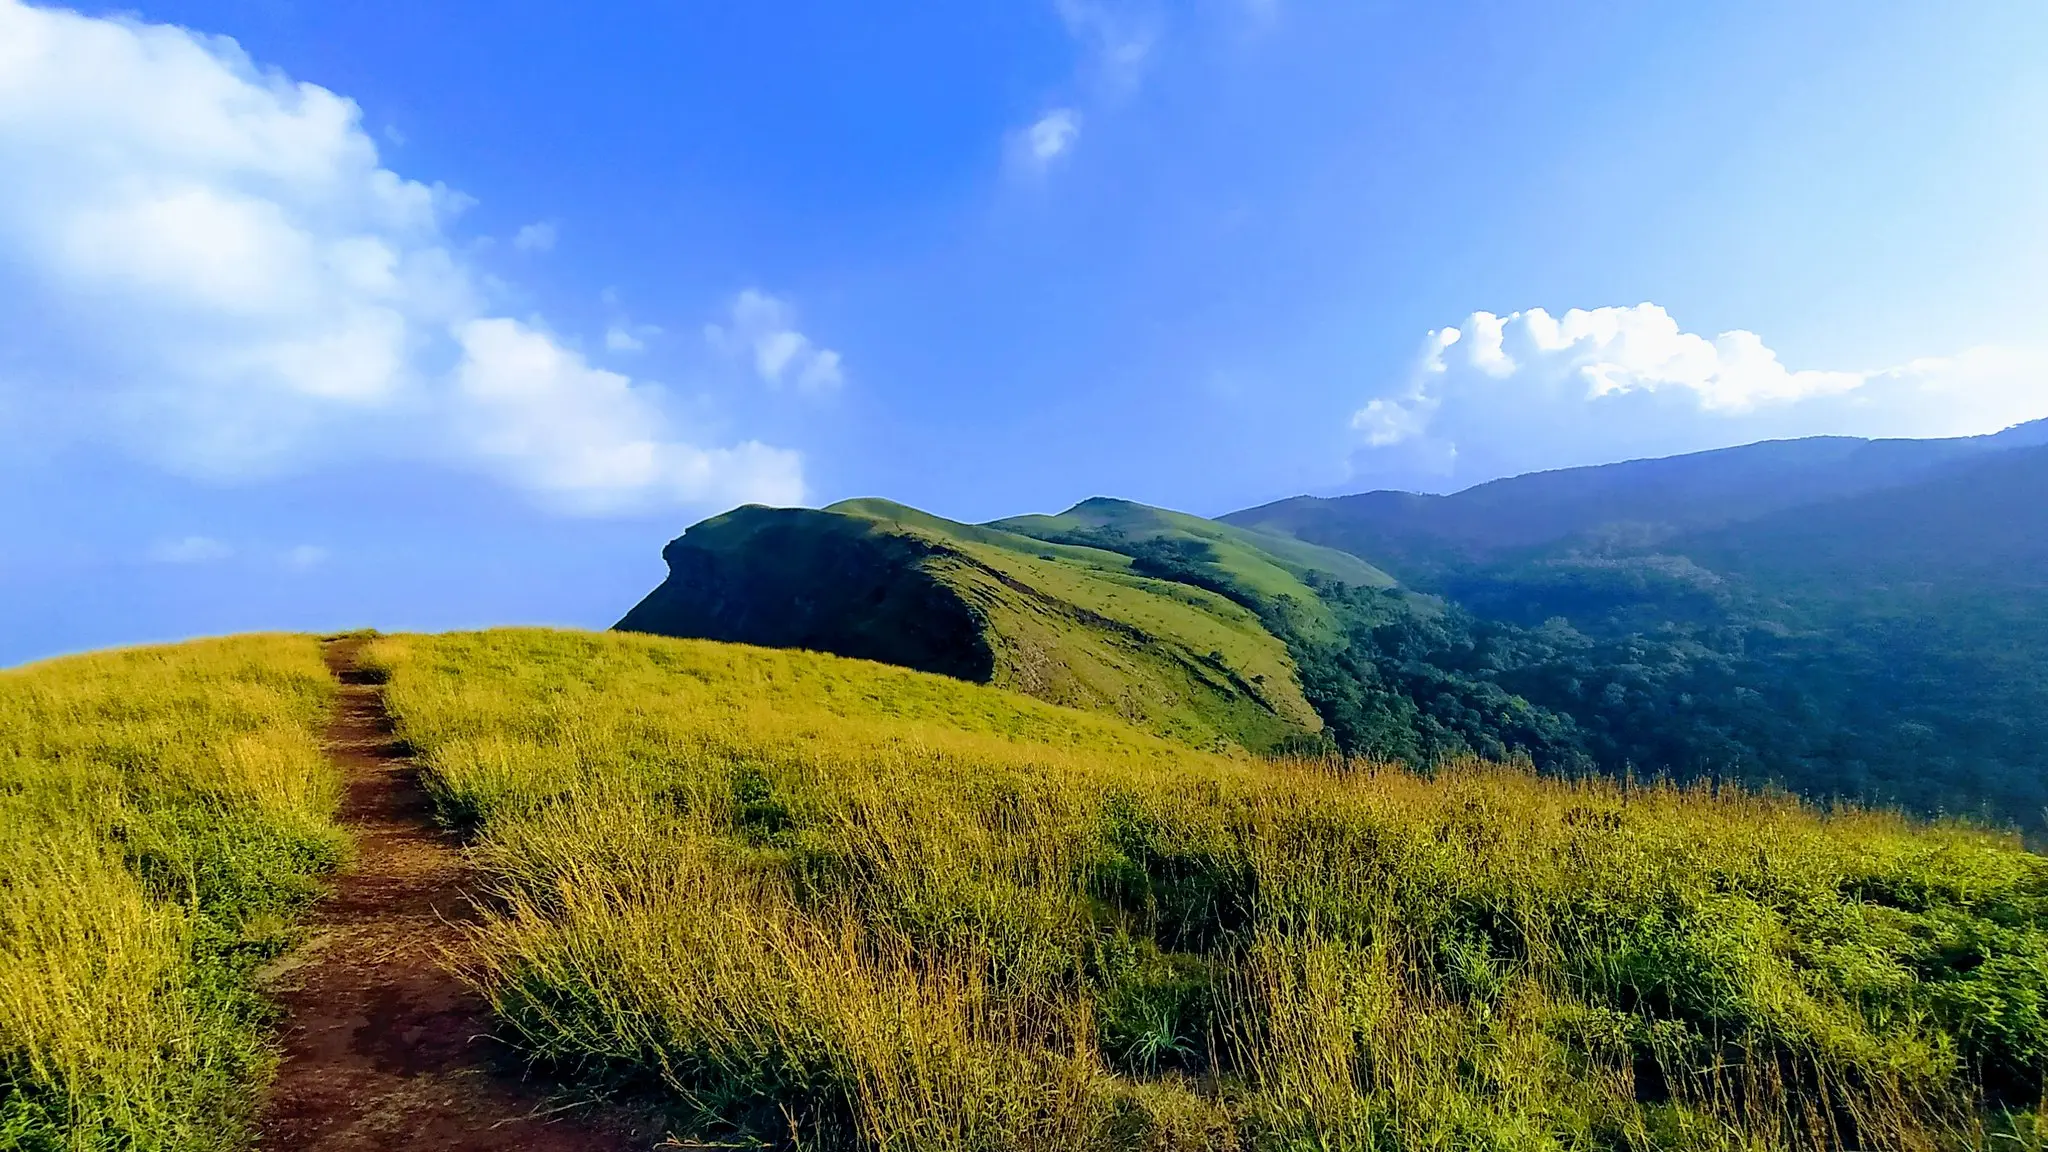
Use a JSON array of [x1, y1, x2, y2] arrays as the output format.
[[1028, 109, 1081, 163], [1008, 108, 1083, 174], [148, 536, 232, 564], [0, 0, 801, 514], [604, 322, 660, 353], [1350, 303, 2048, 491], [1054, 0, 1157, 93], [1006, 1, 1158, 174], [705, 290, 845, 395], [283, 544, 329, 569], [511, 221, 557, 252]]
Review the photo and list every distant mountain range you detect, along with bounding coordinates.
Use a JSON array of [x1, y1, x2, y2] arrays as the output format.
[[620, 419, 2048, 830], [1225, 418, 2048, 573]]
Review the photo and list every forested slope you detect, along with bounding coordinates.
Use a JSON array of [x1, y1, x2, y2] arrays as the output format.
[[1225, 430, 2048, 826]]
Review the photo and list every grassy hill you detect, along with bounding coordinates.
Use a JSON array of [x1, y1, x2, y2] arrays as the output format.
[[8, 627, 2048, 1149], [365, 627, 2048, 1150], [617, 499, 1323, 754], [0, 637, 343, 1149], [992, 497, 1395, 645]]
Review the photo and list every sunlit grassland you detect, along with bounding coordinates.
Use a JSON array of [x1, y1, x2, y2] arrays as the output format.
[[0, 636, 345, 1151], [373, 628, 2048, 1151]]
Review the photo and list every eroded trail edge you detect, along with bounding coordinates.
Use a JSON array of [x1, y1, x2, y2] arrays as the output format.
[[257, 637, 646, 1152]]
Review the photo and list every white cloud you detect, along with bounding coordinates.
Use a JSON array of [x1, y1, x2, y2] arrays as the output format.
[[511, 221, 556, 252], [1026, 108, 1081, 163], [0, 0, 801, 513], [283, 543, 328, 569], [1007, 1, 1155, 174], [457, 318, 804, 513], [604, 321, 660, 354], [1351, 303, 2048, 492], [149, 535, 231, 564], [704, 289, 845, 394], [1005, 108, 1081, 175]]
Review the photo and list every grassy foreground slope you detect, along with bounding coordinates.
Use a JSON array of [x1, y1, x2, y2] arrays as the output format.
[[617, 499, 1321, 753], [374, 628, 2048, 1151], [0, 636, 344, 1151]]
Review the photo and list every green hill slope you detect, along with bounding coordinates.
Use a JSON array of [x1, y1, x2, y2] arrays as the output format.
[[617, 499, 1322, 753], [363, 627, 2048, 1151], [992, 497, 1394, 645]]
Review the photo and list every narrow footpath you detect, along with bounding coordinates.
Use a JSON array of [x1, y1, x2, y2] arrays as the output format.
[[257, 637, 649, 1152]]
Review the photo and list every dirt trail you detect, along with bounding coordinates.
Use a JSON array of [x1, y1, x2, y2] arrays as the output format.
[[257, 637, 652, 1152]]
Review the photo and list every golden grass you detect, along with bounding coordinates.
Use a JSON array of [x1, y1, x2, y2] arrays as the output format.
[[368, 628, 2048, 1150], [0, 635, 345, 1151]]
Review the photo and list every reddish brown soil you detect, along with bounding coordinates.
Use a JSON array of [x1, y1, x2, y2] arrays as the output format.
[[256, 637, 658, 1152]]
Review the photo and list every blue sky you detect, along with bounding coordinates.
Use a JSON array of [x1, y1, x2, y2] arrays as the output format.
[[3, 0, 2045, 664]]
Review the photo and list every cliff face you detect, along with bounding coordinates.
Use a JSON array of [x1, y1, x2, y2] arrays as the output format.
[[616, 506, 995, 684], [615, 501, 1324, 755]]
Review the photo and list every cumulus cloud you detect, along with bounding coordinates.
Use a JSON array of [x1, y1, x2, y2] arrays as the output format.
[[511, 221, 556, 252], [1351, 303, 2048, 492], [704, 289, 845, 394], [456, 318, 802, 512], [148, 535, 232, 564], [0, 0, 801, 512]]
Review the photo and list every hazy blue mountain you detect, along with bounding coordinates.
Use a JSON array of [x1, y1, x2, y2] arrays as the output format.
[[1224, 419, 2047, 578]]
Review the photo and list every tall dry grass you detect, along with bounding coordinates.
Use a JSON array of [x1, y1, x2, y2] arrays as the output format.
[[0, 635, 345, 1151], [372, 628, 2048, 1151]]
